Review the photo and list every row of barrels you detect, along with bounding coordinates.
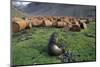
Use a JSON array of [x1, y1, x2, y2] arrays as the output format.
[[12, 16, 93, 32]]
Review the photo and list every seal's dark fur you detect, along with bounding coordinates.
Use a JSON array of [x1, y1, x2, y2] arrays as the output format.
[[48, 32, 65, 56]]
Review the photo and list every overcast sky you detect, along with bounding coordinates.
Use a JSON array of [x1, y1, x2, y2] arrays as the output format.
[[12, 0, 36, 1], [12, 1, 31, 6]]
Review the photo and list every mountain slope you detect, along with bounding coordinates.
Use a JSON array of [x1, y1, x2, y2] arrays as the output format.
[[21, 2, 96, 17], [11, 5, 25, 18]]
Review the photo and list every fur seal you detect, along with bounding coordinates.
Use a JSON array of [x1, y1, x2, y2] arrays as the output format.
[[48, 32, 65, 56]]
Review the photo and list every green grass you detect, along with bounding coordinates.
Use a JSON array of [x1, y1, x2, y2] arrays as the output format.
[[12, 22, 96, 65]]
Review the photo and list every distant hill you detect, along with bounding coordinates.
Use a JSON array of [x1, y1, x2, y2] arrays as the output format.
[[11, 2, 96, 17], [11, 5, 26, 18], [21, 2, 96, 17]]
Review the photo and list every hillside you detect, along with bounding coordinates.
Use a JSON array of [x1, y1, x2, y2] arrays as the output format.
[[21, 2, 96, 17], [11, 5, 25, 18]]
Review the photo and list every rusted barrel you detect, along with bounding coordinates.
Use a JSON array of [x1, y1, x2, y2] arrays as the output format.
[[80, 19, 89, 24], [70, 24, 81, 32], [31, 18, 43, 26], [12, 17, 28, 32], [42, 19, 53, 27], [56, 22, 67, 28], [79, 22, 87, 29]]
